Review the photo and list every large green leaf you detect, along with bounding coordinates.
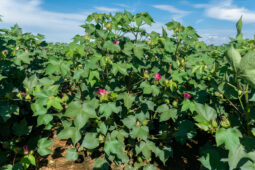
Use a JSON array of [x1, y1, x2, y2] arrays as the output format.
[[160, 108, 177, 122], [57, 127, 81, 145], [37, 114, 53, 126], [135, 140, 156, 160], [238, 51, 255, 87], [130, 126, 149, 140], [37, 138, 53, 156], [12, 119, 31, 136], [66, 148, 78, 161], [93, 158, 110, 170], [216, 128, 242, 153], [104, 138, 129, 163], [227, 46, 241, 73], [155, 146, 173, 165], [0, 105, 19, 122], [123, 93, 135, 109], [65, 99, 99, 128], [122, 115, 136, 129], [23, 74, 38, 91], [194, 103, 217, 131], [81, 132, 99, 149], [99, 102, 121, 119], [175, 120, 197, 144]]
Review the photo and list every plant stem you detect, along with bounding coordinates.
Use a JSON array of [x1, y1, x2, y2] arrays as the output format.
[[78, 83, 84, 101], [245, 84, 252, 135], [238, 96, 245, 112]]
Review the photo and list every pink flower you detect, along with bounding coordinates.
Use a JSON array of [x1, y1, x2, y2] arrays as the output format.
[[96, 88, 109, 96], [184, 93, 192, 99], [154, 73, 161, 81], [23, 145, 28, 155], [113, 40, 119, 45]]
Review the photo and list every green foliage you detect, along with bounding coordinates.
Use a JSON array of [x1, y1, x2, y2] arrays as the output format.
[[1, 11, 255, 170]]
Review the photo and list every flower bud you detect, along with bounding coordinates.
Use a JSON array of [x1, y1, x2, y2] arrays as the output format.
[[183, 93, 192, 99], [154, 73, 161, 81], [113, 40, 119, 45]]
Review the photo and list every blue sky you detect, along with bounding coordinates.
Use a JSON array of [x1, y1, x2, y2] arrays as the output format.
[[0, 0, 254, 45]]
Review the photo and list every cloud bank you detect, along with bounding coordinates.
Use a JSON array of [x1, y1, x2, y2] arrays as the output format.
[[153, 5, 190, 21], [194, 0, 255, 23]]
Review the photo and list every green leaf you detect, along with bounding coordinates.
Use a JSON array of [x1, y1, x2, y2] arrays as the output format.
[[14, 52, 31, 65], [216, 128, 242, 152], [23, 74, 38, 91], [227, 46, 241, 73], [135, 141, 156, 160], [123, 42, 133, 56], [249, 93, 255, 101], [57, 127, 81, 145], [111, 130, 128, 143], [160, 108, 177, 122], [74, 112, 89, 130], [238, 51, 255, 87], [12, 119, 31, 136], [103, 40, 120, 53], [88, 70, 100, 87], [122, 115, 136, 129], [37, 138, 53, 156], [181, 100, 196, 113], [165, 20, 181, 31], [240, 160, 255, 170], [123, 93, 135, 109], [227, 145, 255, 170], [66, 148, 78, 161], [28, 154, 36, 166], [198, 144, 227, 170], [0, 105, 19, 122], [65, 100, 99, 125], [130, 126, 149, 140], [93, 158, 109, 170], [151, 85, 160, 96], [143, 165, 156, 170], [81, 132, 99, 149], [104, 138, 129, 163], [37, 114, 53, 126], [236, 16, 243, 40], [31, 103, 47, 116], [134, 46, 144, 59], [175, 120, 197, 144], [46, 96, 63, 110], [155, 146, 173, 165], [97, 122, 108, 135], [164, 38, 175, 53], [156, 104, 169, 113], [99, 102, 121, 119], [112, 62, 130, 76], [193, 103, 217, 131]]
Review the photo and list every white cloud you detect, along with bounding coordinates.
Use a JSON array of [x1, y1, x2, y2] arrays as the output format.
[[0, 0, 90, 42], [0, 0, 122, 42], [194, 0, 255, 23], [153, 5, 190, 21], [94, 6, 120, 13]]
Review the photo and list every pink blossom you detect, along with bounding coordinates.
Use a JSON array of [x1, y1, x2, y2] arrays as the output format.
[[184, 93, 192, 99], [154, 73, 162, 81], [96, 88, 109, 96], [113, 40, 119, 45], [23, 145, 28, 155]]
